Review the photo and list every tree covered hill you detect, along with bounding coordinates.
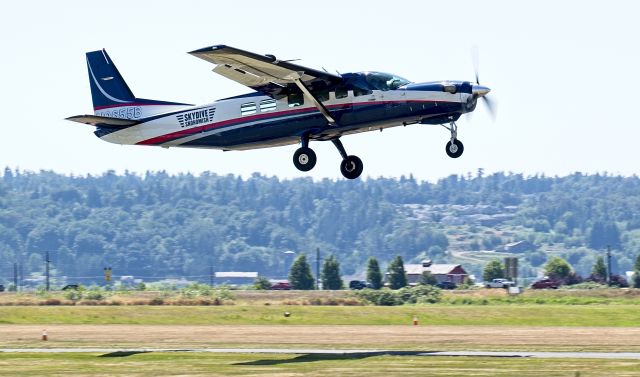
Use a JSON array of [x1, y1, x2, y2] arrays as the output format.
[[1, 168, 639, 285]]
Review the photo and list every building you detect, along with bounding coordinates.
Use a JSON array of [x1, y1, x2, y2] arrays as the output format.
[[403, 260, 469, 285], [214, 271, 258, 286], [499, 240, 535, 253]]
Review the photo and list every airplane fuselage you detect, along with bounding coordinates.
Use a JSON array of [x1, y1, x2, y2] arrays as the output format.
[[95, 79, 474, 151]]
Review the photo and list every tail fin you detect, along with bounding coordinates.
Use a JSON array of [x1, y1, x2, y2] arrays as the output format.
[[86, 49, 192, 119]]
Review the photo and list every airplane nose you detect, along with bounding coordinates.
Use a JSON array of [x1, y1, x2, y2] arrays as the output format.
[[472, 85, 491, 97]]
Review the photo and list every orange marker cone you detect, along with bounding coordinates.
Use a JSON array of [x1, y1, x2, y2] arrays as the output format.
[[413, 316, 418, 326], [42, 329, 48, 341]]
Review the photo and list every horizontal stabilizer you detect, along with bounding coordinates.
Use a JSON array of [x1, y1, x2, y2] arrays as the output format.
[[66, 114, 140, 128]]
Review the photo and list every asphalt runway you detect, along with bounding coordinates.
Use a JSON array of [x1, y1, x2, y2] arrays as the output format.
[[2, 348, 640, 359]]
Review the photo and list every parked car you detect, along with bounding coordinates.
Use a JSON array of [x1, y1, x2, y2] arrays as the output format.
[[0, 284, 4, 292], [436, 281, 457, 290], [530, 278, 560, 289], [270, 282, 291, 290], [348, 280, 371, 290], [485, 278, 515, 288], [62, 284, 79, 291]]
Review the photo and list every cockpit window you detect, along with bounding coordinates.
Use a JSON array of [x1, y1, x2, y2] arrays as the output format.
[[364, 72, 411, 91]]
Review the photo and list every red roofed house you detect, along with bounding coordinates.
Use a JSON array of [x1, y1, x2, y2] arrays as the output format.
[[403, 260, 469, 285]]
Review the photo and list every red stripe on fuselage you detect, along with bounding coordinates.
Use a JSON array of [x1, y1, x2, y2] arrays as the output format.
[[134, 100, 448, 146]]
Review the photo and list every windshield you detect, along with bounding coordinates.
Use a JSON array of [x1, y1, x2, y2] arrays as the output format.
[[363, 72, 411, 91]]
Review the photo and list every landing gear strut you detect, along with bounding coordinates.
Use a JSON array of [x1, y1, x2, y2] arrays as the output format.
[[332, 138, 363, 180], [442, 121, 464, 158], [292, 135, 317, 171], [291, 136, 363, 179]]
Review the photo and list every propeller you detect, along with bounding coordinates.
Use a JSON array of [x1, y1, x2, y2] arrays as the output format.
[[470, 46, 497, 121]]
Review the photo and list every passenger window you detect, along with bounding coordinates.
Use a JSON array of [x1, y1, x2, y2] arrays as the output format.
[[259, 99, 277, 112], [288, 92, 304, 107], [240, 102, 257, 116], [353, 87, 372, 97], [335, 88, 348, 99], [313, 89, 329, 102]]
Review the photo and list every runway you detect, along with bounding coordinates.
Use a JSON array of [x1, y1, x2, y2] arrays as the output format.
[[2, 348, 640, 359]]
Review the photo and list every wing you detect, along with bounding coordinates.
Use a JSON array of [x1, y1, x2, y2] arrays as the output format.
[[189, 45, 343, 98]]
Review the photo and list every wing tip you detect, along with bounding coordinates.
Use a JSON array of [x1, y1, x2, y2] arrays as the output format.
[[188, 44, 226, 55]]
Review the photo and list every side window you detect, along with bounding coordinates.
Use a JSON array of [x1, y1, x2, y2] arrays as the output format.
[[313, 89, 329, 102], [288, 92, 304, 107], [335, 87, 348, 99], [259, 99, 277, 112], [353, 87, 373, 97], [240, 102, 257, 116]]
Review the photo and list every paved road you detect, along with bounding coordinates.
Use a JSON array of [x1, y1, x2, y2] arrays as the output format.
[[2, 348, 640, 359]]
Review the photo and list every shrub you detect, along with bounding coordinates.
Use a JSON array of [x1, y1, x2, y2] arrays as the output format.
[[64, 289, 83, 302], [149, 297, 164, 305], [609, 275, 629, 288], [85, 291, 105, 301], [564, 281, 609, 290], [253, 277, 272, 290], [411, 284, 442, 304], [355, 288, 400, 306], [355, 285, 442, 306]]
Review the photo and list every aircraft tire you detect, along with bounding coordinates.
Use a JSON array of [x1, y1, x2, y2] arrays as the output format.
[[293, 147, 317, 171], [340, 155, 363, 179], [445, 139, 464, 158]]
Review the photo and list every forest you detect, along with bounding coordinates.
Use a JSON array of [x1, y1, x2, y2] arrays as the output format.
[[1, 168, 639, 286]]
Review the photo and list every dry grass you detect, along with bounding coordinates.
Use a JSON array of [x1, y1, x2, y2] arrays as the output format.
[[2, 324, 640, 352]]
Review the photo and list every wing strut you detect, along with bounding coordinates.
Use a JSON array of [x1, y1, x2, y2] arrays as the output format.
[[292, 78, 337, 126]]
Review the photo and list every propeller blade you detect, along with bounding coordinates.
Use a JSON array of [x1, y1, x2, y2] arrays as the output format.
[[471, 46, 480, 84], [482, 96, 497, 121]]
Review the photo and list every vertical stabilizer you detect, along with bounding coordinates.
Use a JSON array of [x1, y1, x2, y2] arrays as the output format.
[[85, 49, 192, 119]]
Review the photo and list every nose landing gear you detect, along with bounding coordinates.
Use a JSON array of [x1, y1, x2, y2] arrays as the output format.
[[332, 138, 363, 180], [442, 121, 464, 159]]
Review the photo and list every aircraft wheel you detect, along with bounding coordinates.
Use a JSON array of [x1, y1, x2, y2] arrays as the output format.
[[445, 139, 464, 158], [340, 155, 363, 179], [293, 147, 317, 171]]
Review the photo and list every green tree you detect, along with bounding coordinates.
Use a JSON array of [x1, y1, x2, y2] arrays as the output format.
[[289, 254, 315, 290], [591, 256, 607, 281], [253, 276, 272, 290], [545, 256, 572, 279], [387, 255, 407, 289], [321, 255, 343, 290], [483, 260, 505, 282], [366, 257, 383, 289], [633, 254, 640, 288], [420, 271, 438, 286]]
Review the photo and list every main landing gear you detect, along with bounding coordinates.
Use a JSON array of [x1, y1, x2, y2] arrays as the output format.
[[442, 121, 464, 159], [292, 136, 363, 179]]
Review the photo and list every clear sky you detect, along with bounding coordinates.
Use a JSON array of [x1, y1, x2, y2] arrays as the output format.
[[1, 1, 639, 181]]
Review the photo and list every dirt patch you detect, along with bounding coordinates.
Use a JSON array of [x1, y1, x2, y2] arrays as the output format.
[[2, 325, 640, 352]]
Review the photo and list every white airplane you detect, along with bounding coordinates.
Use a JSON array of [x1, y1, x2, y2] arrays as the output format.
[[68, 45, 493, 179]]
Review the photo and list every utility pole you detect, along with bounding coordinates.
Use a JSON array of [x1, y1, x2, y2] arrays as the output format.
[[19, 263, 23, 292], [316, 247, 320, 290], [45, 251, 50, 291], [606, 245, 612, 285], [13, 263, 18, 292], [210, 265, 214, 287]]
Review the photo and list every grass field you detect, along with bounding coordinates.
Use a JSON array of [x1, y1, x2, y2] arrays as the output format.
[[1, 304, 639, 326], [1, 352, 640, 377], [2, 291, 640, 376]]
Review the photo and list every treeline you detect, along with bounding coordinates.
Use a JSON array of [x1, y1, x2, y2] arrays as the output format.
[[1, 168, 640, 284]]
